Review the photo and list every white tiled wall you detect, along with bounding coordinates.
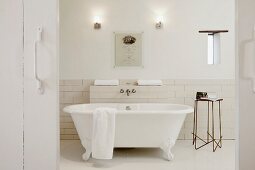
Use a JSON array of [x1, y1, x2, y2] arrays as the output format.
[[59, 79, 236, 140]]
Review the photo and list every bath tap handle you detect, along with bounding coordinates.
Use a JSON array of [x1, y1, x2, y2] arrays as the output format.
[[132, 89, 136, 93], [126, 89, 131, 96], [120, 89, 124, 93]]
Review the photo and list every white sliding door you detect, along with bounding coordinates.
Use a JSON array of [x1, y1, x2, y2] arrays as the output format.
[[238, 0, 255, 169], [0, 1, 24, 170], [24, 0, 59, 169]]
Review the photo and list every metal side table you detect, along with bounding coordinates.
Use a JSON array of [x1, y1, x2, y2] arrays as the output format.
[[192, 98, 223, 152]]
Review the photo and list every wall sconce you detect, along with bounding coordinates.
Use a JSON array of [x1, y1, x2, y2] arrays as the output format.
[[94, 16, 101, 29], [155, 16, 163, 29], [94, 23, 101, 29]]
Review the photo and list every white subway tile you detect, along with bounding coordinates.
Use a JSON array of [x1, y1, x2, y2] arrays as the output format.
[[185, 98, 195, 106], [64, 80, 83, 86], [73, 135, 80, 140], [59, 80, 65, 86], [64, 92, 83, 98], [176, 79, 234, 85], [83, 91, 90, 97], [64, 129, 78, 135], [221, 85, 235, 97], [60, 95, 73, 104], [59, 92, 64, 98], [71, 86, 87, 92], [60, 129, 65, 134], [162, 79, 175, 85], [91, 98, 148, 103], [167, 98, 185, 104], [174, 80, 188, 85], [73, 96, 87, 103], [59, 86, 72, 92], [60, 135, 74, 140], [62, 116, 73, 123], [185, 85, 221, 93], [146, 98, 181, 103], [60, 111, 69, 116], [60, 123, 75, 129], [174, 85, 185, 97], [82, 79, 94, 91]]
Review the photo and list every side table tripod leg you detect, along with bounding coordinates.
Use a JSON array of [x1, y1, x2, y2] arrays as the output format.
[[219, 101, 222, 148], [212, 101, 215, 152], [207, 101, 210, 143], [195, 101, 198, 149], [193, 101, 196, 145]]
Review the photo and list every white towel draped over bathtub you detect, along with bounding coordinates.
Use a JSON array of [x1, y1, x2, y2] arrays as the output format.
[[137, 79, 163, 86], [92, 107, 116, 159]]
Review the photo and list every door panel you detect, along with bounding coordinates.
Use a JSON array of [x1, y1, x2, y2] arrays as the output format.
[[238, 0, 255, 169], [0, 1, 24, 170], [24, 0, 59, 169]]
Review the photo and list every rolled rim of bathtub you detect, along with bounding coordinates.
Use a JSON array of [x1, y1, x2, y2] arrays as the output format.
[[63, 103, 194, 115]]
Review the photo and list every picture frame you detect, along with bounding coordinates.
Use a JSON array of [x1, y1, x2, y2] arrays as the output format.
[[114, 32, 143, 67]]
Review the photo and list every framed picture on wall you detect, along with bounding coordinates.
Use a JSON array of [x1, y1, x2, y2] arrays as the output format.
[[114, 32, 143, 67]]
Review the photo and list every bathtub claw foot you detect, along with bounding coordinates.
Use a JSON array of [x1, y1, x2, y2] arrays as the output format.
[[81, 139, 92, 161], [164, 150, 174, 161], [160, 138, 175, 161], [82, 150, 91, 161]]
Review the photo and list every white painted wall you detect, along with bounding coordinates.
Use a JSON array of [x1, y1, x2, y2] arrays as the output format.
[[238, 0, 255, 169], [24, 0, 59, 169], [0, 1, 24, 170], [60, 0, 235, 80]]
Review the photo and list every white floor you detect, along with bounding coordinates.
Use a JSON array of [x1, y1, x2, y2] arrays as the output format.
[[60, 140, 235, 170]]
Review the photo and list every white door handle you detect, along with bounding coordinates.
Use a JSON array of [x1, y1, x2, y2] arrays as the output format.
[[34, 27, 44, 94]]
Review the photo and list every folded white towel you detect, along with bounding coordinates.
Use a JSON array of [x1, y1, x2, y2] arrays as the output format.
[[92, 108, 116, 159], [94, 80, 119, 86], [137, 80, 163, 86]]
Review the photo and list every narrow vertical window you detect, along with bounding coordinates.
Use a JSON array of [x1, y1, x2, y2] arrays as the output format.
[[208, 34, 214, 65], [207, 34, 221, 65], [213, 33, 221, 64], [199, 30, 228, 65]]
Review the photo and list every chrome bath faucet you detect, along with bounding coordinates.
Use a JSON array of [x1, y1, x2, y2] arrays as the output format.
[[126, 89, 131, 96], [120, 88, 136, 96]]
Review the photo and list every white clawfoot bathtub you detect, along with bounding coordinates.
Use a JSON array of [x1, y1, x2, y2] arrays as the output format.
[[63, 103, 193, 161]]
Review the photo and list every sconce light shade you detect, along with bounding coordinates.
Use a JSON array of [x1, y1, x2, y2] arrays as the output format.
[[94, 16, 102, 29], [156, 22, 163, 29], [155, 16, 164, 29], [94, 23, 101, 29]]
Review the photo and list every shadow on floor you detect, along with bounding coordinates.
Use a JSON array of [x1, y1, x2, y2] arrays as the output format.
[[60, 140, 168, 168]]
